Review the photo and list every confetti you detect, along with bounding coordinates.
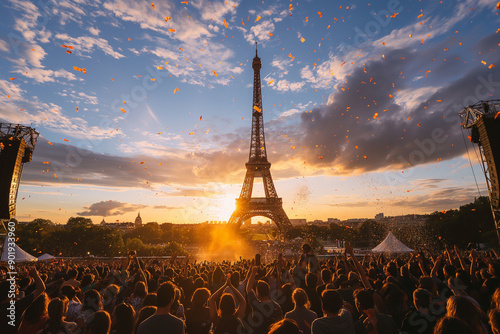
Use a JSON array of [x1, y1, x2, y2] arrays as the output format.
[[300, 37, 305, 43], [120, 108, 126, 113], [269, 32, 273, 36], [9, 78, 16, 80], [318, 11, 323, 18], [268, 80, 273, 85], [169, 29, 176, 32], [255, 15, 261, 22], [212, 70, 218, 77], [253, 106, 261, 112], [388, 94, 393, 98], [174, 87, 179, 93], [151, 3, 155, 9], [223, 19, 228, 28], [165, 17, 171, 22]]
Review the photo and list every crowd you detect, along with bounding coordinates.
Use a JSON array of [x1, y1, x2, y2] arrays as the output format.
[[2, 243, 500, 334]]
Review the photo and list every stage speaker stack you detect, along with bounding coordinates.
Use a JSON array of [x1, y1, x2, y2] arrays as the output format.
[[0, 137, 26, 220], [473, 114, 500, 210]]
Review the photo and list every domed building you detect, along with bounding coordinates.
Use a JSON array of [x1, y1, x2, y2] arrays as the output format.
[[134, 212, 142, 228]]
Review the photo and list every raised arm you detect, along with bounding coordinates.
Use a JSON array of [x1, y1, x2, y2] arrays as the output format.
[[29, 266, 46, 299], [208, 275, 230, 322], [226, 275, 246, 318], [346, 243, 372, 290], [246, 266, 259, 295]]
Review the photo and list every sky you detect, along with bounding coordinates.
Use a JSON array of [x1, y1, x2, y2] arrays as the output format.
[[0, 0, 499, 225]]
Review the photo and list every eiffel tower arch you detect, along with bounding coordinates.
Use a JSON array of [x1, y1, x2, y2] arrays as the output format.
[[228, 44, 292, 232]]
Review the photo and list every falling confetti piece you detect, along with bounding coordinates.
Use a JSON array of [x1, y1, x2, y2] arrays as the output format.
[[318, 155, 323, 159], [174, 87, 179, 93], [300, 37, 305, 43], [73, 66, 87, 74], [169, 29, 176, 32], [223, 19, 228, 28], [253, 106, 261, 112], [489, 64, 496, 69], [363, 155, 367, 159], [318, 11, 323, 18], [62, 45, 74, 49], [373, 112, 379, 119], [165, 16, 171, 22], [66, 50, 72, 54], [255, 15, 261, 22], [212, 70, 218, 77], [48, 141, 53, 145], [151, 3, 155, 9], [76, 107, 79, 112], [268, 80, 273, 85], [269, 32, 273, 36], [497, 2, 500, 9], [388, 94, 393, 98], [9, 78, 17, 80], [43, 161, 49, 164], [189, 132, 194, 135], [120, 108, 127, 113]]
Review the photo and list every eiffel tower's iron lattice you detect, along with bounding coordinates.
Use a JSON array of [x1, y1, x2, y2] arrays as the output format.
[[228, 45, 292, 232]]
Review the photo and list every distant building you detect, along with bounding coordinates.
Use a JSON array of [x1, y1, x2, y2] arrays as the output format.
[[327, 218, 341, 224], [100, 218, 135, 232], [134, 212, 142, 228], [290, 219, 307, 226], [375, 213, 384, 220]]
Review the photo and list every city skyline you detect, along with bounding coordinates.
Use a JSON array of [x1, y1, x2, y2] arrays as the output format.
[[0, 0, 498, 224]]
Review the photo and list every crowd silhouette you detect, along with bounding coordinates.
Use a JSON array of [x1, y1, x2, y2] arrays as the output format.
[[2, 243, 500, 334]]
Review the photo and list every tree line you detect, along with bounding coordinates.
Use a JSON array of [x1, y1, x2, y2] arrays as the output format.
[[4, 196, 497, 257]]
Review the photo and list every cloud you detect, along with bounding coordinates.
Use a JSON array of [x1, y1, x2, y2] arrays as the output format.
[[13, 66, 78, 83], [192, 0, 240, 23], [77, 200, 178, 216], [263, 33, 500, 176], [243, 20, 275, 44], [55, 33, 125, 59], [88, 26, 100, 36]]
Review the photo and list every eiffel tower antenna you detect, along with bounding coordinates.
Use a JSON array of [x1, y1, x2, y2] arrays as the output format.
[[228, 48, 292, 232]]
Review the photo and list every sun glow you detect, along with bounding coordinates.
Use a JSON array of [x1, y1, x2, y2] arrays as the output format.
[[212, 195, 237, 222]]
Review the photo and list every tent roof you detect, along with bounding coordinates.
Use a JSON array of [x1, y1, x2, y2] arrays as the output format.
[[1, 238, 38, 262], [38, 253, 55, 261], [371, 232, 413, 253]]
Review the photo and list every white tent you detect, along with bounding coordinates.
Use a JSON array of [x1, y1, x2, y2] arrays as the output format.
[[371, 232, 413, 253], [0, 237, 38, 262], [38, 253, 55, 261]]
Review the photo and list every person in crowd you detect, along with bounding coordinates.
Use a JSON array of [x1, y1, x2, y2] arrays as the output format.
[[268, 319, 301, 334], [401, 288, 437, 334], [311, 289, 354, 334], [110, 303, 135, 334], [1, 266, 46, 334], [285, 288, 317, 334], [76, 289, 103, 329], [185, 287, 211, 334], [129, 281, 147, 313], [433, 316, 474, 334], [209, 274, 246, 334], [19, 292, 49, 334], [60, 285, 81, 321], [133, 306, 156, 334], [85, 310, 111, 334], [353, 288, 398, 334], [445, 295, 488, 334], [37, 297, 78, 334], [136, 282, 185, 334], [246, 266, 283, 334]]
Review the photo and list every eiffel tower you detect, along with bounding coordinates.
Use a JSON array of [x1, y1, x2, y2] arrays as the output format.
[[228, 44, 292, 232]]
